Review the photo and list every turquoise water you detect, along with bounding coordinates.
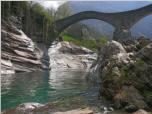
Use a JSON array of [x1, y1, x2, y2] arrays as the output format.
[[1, 69, 103, 111]]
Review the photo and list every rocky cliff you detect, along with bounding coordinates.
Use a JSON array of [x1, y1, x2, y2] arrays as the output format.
[[1, 17, 98, 74], [86, 34, 152, 112], [1, 20, 50, 74], [48, 41, 97, 69], [66, 23, 97, 40]]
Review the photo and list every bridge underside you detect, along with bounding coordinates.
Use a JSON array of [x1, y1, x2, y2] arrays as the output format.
[[55, 4, 152, 35]]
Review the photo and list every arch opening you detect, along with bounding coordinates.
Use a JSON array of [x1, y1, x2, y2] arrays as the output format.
[[59, 19, 115, 40], [130, 14, 152, 39]]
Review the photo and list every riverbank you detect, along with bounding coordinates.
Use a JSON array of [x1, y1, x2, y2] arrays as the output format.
[[2, 101, 150, 114]]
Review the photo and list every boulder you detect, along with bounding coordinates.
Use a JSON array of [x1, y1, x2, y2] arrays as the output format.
[[132, 109, 149, 114], [1, 102, 59, 114], [137, 35, 152, 49], [124, 105, 139, 112], [70, 42, 85, 54], [1, 103, 45, 114], [60, 42, 72, 53], [101, 40, 126, 60], [135, 43, 152, 61], [113, 28, 136, 46]]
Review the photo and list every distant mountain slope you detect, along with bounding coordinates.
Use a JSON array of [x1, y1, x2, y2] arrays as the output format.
[[68, 1, 152, 39]]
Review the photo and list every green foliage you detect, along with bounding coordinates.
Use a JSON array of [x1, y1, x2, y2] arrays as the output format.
[[137, 100, 146, 108], [130, 57, 133, 60], [120, 57, 123, 62], [136, 60, 142, 66], [143, 89, 151, 97], [103, 72, 118, 82], [100, 38, 107, 44], [104, 72, 112, 80], [32, 3, 53, 22], [55, 2, 73, 19], [81, 105, 91, 109], [106, 59, 117, 69], [62, 35, 76, 41], [111, 73, 118, 76], [150, 112, 152, 114], [62, 35, 107, 52], [122, 64, 127, 70], [121, 91, 129, 97], [120, 71, 126, 77], [99, 106, 104, 111], [1, 1, 28, 18]]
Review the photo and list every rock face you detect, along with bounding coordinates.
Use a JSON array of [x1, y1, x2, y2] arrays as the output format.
[[113, 28, 136, 46], [86, 35, 152, 111], [1, 20, 50, 74], [48, 41, 97, 69], [66, 23, 98, 40], [66, 23, 95, 40], [85, 49, 102, 84]]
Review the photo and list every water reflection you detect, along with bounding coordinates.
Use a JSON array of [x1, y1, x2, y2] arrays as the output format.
[[49, 69, 87, 89], [2, 71, 48, 96], [1, 69, 102, 111]]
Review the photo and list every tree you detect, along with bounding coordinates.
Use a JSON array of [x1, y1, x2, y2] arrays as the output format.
[[55, 2, 73, 20], [47, 6, 56, 19]]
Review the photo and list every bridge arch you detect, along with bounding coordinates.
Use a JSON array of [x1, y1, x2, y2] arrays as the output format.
[[55, 4, 152, 35]]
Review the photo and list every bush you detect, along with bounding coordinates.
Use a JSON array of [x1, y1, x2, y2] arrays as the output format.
[[99, 106, 104, 111], [143, 89, 151, 97], [62, 35, 107, 52], [136, 60, 142, 66]]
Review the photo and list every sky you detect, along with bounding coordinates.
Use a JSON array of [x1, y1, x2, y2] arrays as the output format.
[[40, 1, 66, 10], [40, 1, 152, 10]]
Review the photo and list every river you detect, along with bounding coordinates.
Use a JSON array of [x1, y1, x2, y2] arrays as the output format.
[[1, 69, 104, 112]]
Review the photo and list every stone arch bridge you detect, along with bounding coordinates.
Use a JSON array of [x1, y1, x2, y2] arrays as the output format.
[[55, 4, 152, 35]]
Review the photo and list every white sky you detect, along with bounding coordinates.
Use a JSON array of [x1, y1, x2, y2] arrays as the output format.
[[40, 1, 152, 10], [40, 1, 66, 10]]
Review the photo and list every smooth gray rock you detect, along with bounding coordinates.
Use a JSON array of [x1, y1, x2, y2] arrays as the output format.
[[124, 105, 139, 112], [137, 35, 152, 49], [135, 43, 152, 61], [48, 41, 97, 69], [133, 109, 149, 114]]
